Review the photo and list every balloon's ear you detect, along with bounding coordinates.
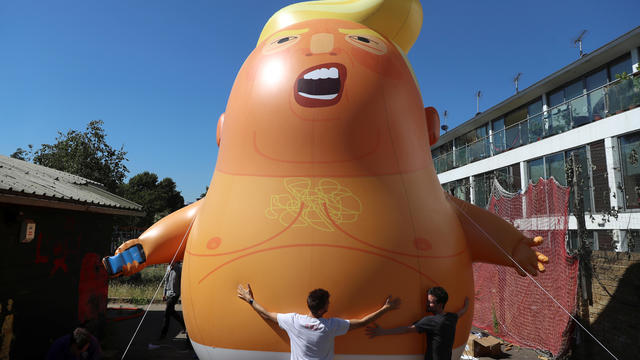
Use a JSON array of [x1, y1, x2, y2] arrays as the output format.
[[216, 113, 225, 147], [425, 107, 440, 146]]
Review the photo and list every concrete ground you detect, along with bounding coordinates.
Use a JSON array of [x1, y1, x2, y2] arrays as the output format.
[[101, 303, 548, 360], [102, 303, 196, 360]]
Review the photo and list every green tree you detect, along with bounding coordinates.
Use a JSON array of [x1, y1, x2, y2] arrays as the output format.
[[30, 120, 128, 192], [120, 171, 185, 227], [10, 144, 34, 161]]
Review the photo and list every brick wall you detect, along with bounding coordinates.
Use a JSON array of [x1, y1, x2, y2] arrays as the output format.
[[586, 251, 640, 360]]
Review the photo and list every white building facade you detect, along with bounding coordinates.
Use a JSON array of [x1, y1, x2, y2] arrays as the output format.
[[431, 26, 640, 252]]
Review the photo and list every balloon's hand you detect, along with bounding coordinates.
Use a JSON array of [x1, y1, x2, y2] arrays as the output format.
[[512, 236, 548, 276], [102, 239, 147, 277]]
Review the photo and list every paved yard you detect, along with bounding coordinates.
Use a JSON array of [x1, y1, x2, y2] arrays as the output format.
[[102, 303, 548, 360]]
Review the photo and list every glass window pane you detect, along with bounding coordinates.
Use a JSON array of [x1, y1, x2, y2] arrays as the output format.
[[619, 132, 640, 209], [566, 148, 592, 212], [505, 106, 527, 127], [520, 118, 529, 146], [492, 118, 505, 154], [455, 146, 468, 167], [528, 158, 544, 184], [565, 80, 584, 101], [549, 104, 571, 135], [527, 100, 543, 116], [586, 69, 607, 91], [609, 55, 632, 80], [505, 122, 521, 150], [588, 88, 606, 121], [528, 114, 544, 142], [453, 179, 470, 202], [546, 152, 566, 185], [548, 89, 565, 107], [469, 138, 488, 162], [473, 174, 491, 208], [570, 95, 590, 128]]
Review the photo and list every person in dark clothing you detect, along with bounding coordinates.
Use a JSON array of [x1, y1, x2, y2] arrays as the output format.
[[366, 287, 469, 360], [159, 262, 186, 340], [46, 326, 102, 360]]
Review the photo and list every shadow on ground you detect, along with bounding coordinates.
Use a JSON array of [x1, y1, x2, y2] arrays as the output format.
[[102, 303, 197, 360]]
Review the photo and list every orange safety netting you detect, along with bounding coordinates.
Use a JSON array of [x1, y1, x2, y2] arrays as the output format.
[[472, 177, 578, 356]]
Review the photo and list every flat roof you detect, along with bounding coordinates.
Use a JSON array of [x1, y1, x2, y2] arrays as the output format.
[[0, 155, 144, 216]]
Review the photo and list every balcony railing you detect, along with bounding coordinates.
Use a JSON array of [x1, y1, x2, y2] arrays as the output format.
[[432, 75, 640, 173]]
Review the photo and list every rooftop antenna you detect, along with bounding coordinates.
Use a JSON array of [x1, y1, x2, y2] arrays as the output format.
[[441, 110, 449, 132], [513, 72, 522, 94], [476, 90, 482, 115], [572, 30, 588, 58]]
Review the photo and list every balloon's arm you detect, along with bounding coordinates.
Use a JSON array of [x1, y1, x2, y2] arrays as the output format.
[[447, 194, 548, 276], [103, 199, 203, 277]]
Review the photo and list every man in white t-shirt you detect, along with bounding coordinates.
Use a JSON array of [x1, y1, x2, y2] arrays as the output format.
[[237, 284, 400, 360]]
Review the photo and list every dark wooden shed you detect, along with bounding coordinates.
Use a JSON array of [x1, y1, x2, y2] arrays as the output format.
[[0, 155, 143, 359]]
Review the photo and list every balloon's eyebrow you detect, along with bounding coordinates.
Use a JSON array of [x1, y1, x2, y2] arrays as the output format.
[[339, 28, 384, 40], [268, 28, 309, 42]]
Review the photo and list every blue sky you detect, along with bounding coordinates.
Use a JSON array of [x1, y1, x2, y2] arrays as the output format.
[[1, 0, 638, 202]]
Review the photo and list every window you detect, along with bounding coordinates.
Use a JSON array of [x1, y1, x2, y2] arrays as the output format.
[[619, 131, 640, 209], [504, 106, 528, 149], [528, 158, 544, 184], [586, 68, 607, 91], [566, 147, 592, 213], [567, 230, 595, 252], [491, 118, 505, 155], [548, 88, 571, 135], [528, 100, 544, 142], [609, 55, 632, 80], [527, 147, 592, 212], [473, 174, 492, 209], [473, 167, 515, 208], [452, 178, 470, 202], [468, 124, 489, 162], [607, 55, 637, 114], [546, 152, 566, 185], [586, 69, 607, 121], [565, 80, 584, 101], [548, 80, 588, 133], [443, 179, 470, 202]]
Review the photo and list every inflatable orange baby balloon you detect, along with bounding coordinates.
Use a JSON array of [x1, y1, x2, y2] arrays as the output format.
[[106, 1, 548, 359]]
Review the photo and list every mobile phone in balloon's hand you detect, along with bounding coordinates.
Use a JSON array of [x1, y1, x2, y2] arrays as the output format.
[[102, 244, 146, 276]]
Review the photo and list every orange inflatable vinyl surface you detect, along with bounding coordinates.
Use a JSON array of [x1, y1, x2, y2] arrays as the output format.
[[108, 1, 548, 359]]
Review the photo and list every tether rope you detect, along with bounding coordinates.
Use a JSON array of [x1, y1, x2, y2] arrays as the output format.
[[120, 214, 198, 360], [448, 197, 619, 360]]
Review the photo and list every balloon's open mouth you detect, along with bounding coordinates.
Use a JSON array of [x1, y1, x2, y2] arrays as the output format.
[[294, 63, 346, 107]]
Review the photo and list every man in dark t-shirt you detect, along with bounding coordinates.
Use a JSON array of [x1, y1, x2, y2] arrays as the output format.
[[366, 287, 469, 360]]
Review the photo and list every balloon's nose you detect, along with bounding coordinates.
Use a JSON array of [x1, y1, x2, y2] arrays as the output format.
[[310, 33, 334, 54]]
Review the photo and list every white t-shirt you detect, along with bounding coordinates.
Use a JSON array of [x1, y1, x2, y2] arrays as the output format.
[[277, 313, 350, 360]]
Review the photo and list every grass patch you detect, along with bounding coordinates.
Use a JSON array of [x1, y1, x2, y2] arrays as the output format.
[[108, 265, 167, 304]]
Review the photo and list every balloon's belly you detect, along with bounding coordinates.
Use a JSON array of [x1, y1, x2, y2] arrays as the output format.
[[180, 174, 474, 357], [181, 222, 473, 356]]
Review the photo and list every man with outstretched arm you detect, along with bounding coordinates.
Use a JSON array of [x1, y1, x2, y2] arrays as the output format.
[[366, 286, 469, 360], [237, 284, 400, 360]]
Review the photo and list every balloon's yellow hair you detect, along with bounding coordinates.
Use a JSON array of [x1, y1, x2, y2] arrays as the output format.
[[257, 0, 423, 54]]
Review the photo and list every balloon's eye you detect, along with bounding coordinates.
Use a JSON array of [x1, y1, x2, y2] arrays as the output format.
[[345, 34, 387, 55], [263, 35, 301, 54], [277, 36, 294, 44]]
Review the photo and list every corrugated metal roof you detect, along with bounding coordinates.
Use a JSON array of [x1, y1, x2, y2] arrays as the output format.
[[0, 154, 142, 211]]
